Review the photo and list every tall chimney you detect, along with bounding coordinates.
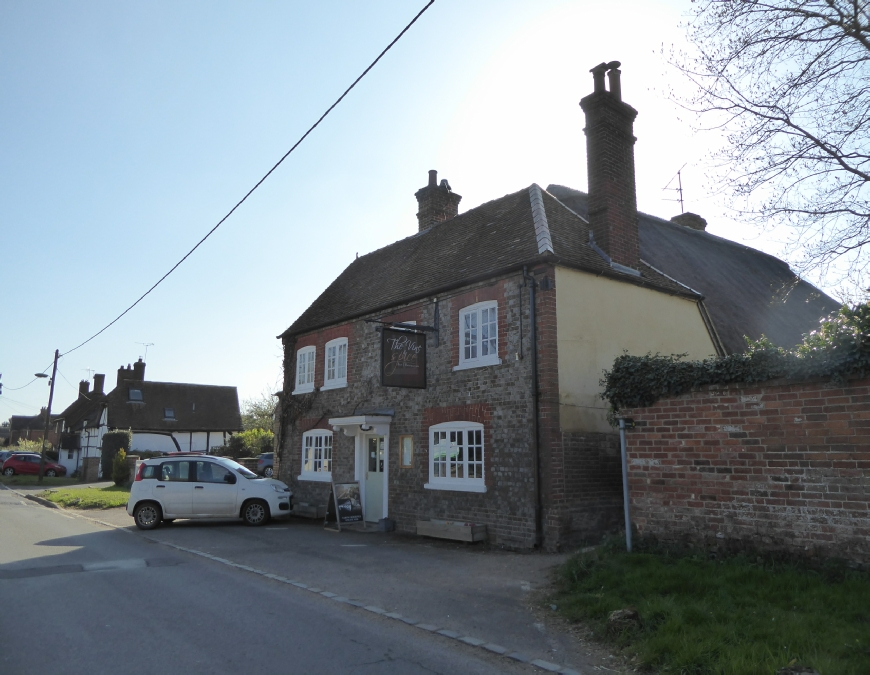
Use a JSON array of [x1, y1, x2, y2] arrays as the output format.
[[415, 170, 462, 231], [579, 61, 640, 270], [93, 374, 105, 395], [132, 358, 146, 381], [78, 381, 90, 399], [117, 364, 133, 387]]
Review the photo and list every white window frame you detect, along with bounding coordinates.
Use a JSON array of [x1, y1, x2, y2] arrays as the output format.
[[298, 430, 333, 482], [293, 346, 316, 395], [454, 301, 501, 371], [424, 421, 486, 493], [321, 337, 348, 390]]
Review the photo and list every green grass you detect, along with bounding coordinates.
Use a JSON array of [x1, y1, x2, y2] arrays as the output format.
[[0, 475, 78, 487], [551, 542, 870, 675], [38, 485, 130, 509]]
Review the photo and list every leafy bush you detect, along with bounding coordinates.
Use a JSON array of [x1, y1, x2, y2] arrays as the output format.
[[100, 430, 131, 478], [112, 449, 129, 486], [10, 438, 52, 454], [213, 428, 274, 459], [601, 303, 870, 413]]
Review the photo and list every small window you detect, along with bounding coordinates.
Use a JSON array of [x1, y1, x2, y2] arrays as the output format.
[[455, 301, 500, 370], [164, 407, 175, 420], [195, 461, 232, 484], [323, 338, 348, 390], [299, 430, 332, 481], [159, 461, 191, 482], [293, 346, 316, 394], [128, 388, 143, 402], [425, 421, 485, 493]]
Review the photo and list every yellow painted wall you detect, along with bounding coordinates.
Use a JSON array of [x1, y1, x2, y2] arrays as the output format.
[[555, 266, 717, 433]]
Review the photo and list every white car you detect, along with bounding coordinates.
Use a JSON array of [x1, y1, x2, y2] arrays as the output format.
[[127, 454, 292, 530]]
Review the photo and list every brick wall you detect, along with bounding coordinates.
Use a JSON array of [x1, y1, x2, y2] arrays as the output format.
[[623, 377, 870, 564]]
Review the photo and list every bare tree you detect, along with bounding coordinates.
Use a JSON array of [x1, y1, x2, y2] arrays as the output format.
[[674, 0, 870, 291]]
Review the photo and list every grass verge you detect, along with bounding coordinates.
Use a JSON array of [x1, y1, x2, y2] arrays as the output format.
[[551, 541, 869, 675], [38, 485, 130, 509], [0, 475, 78, 487]]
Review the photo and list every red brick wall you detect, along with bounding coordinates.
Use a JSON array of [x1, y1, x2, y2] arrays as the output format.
[[623, 377, 870, 564]]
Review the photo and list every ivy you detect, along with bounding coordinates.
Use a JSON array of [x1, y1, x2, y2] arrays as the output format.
[[601, 303, 870, 413]]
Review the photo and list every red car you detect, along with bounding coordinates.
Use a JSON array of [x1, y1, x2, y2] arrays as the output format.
[[2, 453, 67, 477]]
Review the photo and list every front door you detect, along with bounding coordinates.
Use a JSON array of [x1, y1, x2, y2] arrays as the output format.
[[364, 436, 385, 522]]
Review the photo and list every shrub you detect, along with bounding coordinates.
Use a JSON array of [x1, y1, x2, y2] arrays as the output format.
[[601, 303, 870, 414], [215, 428, 274, 459], [101, 430, 132, 478], [112, 449, 129, 486]]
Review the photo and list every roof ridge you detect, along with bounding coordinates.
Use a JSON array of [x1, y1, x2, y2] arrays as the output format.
[[528, 184, 554, 254]]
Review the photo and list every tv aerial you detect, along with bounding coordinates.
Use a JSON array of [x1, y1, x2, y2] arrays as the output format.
[[136, 342, 154, 361], [662, 163, 687, 214]]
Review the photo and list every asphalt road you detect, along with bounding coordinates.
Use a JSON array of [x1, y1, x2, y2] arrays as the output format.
[[0, 490, 535, 675]]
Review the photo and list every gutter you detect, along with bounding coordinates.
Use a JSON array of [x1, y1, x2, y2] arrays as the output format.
[[523, 266, 544, 549]]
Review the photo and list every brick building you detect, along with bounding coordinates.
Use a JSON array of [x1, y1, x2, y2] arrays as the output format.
[[275, 63, 835, 550]]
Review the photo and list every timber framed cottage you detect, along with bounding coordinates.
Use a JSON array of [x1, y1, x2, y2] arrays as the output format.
[[275, 64, 835, 550]]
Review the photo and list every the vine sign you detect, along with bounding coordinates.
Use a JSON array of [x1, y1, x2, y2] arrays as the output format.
[[381, 328, 426, 388]]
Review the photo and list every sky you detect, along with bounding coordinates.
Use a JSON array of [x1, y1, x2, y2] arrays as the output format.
[[0, 0, 821, 421]]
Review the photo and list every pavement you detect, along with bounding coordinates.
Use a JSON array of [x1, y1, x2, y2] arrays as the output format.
[[0, 482, 633, 674]]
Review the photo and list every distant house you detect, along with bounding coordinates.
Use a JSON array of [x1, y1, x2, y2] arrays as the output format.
[[56, 359, 242, 475], [273, 63, 836, 550], [8, 409, 61, 448]]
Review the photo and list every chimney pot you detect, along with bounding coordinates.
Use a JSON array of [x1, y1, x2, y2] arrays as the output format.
[[428, 169, 437, 187], [607, 64, 622, 101], [78, 380, 90, 399], [93, 374, 105, 395], [590, 62, 608, 93]]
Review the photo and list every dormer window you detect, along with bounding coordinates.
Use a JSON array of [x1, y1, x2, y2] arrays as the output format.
[[164, 407, 176, 420], [128, 388, 143, 402]]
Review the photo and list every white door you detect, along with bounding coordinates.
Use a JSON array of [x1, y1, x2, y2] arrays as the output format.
[[191, 460, 238, 516], [364, 436, 385, 522], [154, 460, 194, 517]]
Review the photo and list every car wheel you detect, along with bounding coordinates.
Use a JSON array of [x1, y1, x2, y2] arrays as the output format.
[[264, 467, 273, 478], [242, 499, 270, 526], [133, 502, 162, 530], [3, 467, 14, 476], [45, 469, 57, 477]]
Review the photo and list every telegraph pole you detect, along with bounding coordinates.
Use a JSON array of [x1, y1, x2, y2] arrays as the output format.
[[37, 349, 59, 484]]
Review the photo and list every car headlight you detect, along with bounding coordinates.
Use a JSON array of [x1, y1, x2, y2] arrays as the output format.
[[271, 485, 286, 494]]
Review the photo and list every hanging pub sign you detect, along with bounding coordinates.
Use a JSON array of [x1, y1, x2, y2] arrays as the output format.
[[381, 327, 426, 389]]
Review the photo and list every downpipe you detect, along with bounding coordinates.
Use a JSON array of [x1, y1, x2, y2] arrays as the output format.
[[523, 267, 543, 549], [618, 417, 632, 553]]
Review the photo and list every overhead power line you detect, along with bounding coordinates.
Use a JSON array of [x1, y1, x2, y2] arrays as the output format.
[[60, 0, 436, 359]]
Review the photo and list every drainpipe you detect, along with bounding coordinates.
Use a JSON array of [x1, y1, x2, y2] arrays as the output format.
[[618, 418, 632, 553], [523, 267, 543, 549]]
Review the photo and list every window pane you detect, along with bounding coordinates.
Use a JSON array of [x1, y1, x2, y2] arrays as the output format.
[[337, 343, 347, 379], [327, 345, 336, 381], [303, 436, 313, 472]]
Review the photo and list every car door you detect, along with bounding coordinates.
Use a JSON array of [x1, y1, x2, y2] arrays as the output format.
[[154, 460, 194, 517], [191, 460, 238, 517]]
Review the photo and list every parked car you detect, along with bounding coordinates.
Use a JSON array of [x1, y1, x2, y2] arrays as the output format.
[[2, 453, 67, 477], [257, 452, 274, 477], [0, 450, 13, 465], [126, 454, 292, 530]]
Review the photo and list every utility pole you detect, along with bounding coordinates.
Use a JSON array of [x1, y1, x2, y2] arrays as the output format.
[[38, 349, 59, 484]]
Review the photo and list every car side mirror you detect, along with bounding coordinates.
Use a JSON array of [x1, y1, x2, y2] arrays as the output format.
[[224, 473, 236, 484]]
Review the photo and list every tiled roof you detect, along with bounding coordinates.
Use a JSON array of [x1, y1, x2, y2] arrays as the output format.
[[106, 381, 242, 433], [56, 393, 107, 430], [547, 185, 839, 353], [281, 185, 699, 338]]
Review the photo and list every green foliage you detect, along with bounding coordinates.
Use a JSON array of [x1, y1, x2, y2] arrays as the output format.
[[552, 542, 869, 675], [215, 428, 274, 458], [241, 392, 277, 431], [601, 303, 870, 413], [39, 485, 130, 509], [112, 449, 129, 486], [100, 429, 132, 478], [11, 438, 52, 454]]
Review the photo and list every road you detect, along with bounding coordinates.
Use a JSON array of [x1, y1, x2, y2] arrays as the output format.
[[0, 490, 537, 675]]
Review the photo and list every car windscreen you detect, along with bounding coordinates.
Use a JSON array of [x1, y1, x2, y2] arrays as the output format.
[[214, 457, 260, 479]]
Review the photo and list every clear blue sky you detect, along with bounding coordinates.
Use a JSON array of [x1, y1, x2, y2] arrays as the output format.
[[0, 0, 806, 420]]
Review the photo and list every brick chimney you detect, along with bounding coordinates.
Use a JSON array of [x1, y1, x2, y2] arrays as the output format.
[[579, 61, 640, 271], [415, 170, 461, 231], [133, 358, 146, 381], [78, 380, 90, 399], [670, 212, 707, 231], [93, 374, 105, 395]]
